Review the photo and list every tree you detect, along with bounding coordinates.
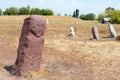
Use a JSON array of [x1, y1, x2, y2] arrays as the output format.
[[30, 8, 41, 15], [27, 5, 30, 14], [97, 13, 105, 21], [104, 7, 120, 23], [72, 9, 79, 18], [76, 9, 79, 18], [96, 7, 120, 24], [86, 13, 96, 20], [72, 11, 76, 17], [80, 13, 96, 20], [57, 13, 61, 16], [64, 13, 68, 16], [106, 7, 115, 11], [79, 14, 87, 20], [3, 7, 18, 15], [105, 7, 115, 17], [45, 9, 54, 15], [109, 10, 120, 24], [41, 9, 54, 15], [1, 6, 55, 16], [0, 9, 2, 15], [19, 7, 29, 15]]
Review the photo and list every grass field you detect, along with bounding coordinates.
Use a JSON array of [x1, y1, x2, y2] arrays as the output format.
[[0, 16, 120, 80]]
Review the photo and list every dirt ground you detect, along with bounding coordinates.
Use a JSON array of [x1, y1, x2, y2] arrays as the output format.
[[0, 16, 120, 80]]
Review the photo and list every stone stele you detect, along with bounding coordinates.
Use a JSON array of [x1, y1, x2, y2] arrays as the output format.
[[12, 15, 46, 76], [108, 23, 117, 38], [92, 26, 99, 40], [70, 27, 75, 37]]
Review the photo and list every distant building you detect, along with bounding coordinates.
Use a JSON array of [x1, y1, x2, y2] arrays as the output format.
[[101, 18, 111, 24]]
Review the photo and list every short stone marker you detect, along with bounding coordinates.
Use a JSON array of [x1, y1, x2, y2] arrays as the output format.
[[12, 15, 46, 76], [46, 18, 49, 24], [68, 27, 75, 37], [108, 23, 117, 38], [92, 26, 99, 40], [116, 35, 120, 41]]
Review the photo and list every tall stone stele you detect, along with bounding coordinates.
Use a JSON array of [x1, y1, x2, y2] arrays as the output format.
[[12, 15, 46, 76], [108, 22, 117, 38], [92, 26, 99, 40], [69, 27, 75, 37]]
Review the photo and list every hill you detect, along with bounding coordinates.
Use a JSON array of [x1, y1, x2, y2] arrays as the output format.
[[0, 16, 120, 80]]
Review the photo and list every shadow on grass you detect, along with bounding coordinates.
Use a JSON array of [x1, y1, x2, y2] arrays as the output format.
[[102, 36, 112, 38], [4, 66, 13, 74], [89, 36, 112, 41]]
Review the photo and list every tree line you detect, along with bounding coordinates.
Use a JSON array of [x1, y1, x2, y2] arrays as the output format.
[[0, 7, 96, 20], [0, 6, 54, 15], [72, 7, 120, 24], [0, 6, 120, 24], [72, 9, 96, 20]]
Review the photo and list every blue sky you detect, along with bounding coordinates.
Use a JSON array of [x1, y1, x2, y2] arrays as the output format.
[[0, 0, 120, 16]]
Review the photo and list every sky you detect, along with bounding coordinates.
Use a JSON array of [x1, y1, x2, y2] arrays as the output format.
[[0, 0, 120, 16]]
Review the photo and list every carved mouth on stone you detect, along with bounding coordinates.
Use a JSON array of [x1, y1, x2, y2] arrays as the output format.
[[36, 33, 41, 37], [31, 30, 41, 37]]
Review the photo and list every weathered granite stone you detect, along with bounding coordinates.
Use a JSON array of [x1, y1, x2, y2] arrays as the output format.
[[108, 23, 117, 38], [12, 15, 46, 76], [68, 27, 75, 37], [46, 18, 49, 24], [92, 26, 99, 40], [116, 35, 120, 41]]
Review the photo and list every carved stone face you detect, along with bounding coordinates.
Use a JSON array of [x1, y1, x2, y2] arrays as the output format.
[[13, 15, 46, 76], [31, 21, 45, 37], [23, 15, 46, 37]]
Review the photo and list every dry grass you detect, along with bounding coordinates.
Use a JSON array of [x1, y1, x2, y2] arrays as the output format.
[[0, 16, 120, 80]]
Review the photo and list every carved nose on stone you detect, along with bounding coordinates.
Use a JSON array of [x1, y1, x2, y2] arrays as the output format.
[[31, 25, 44, 37]]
